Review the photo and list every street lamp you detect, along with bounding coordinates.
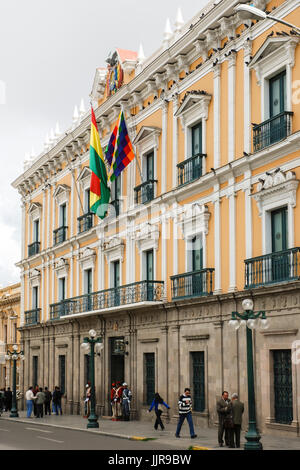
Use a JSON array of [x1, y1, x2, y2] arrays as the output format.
[[234, 4, 300, 33], [80, 329, 103, 429], [5, 345, 25, 418], [229, 299, 269, 450]]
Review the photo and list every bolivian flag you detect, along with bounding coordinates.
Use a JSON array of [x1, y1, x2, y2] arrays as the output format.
[[89, 107, 111, 219]]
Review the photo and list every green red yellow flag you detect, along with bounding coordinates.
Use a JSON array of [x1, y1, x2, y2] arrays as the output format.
[[89, 107, 110, 219]]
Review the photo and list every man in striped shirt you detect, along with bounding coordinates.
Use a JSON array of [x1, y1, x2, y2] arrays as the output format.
[[175, 388, 197, 439]]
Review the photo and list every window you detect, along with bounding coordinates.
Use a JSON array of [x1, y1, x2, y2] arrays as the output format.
[[4, 325, 7, 344], [273, 350, 293, 425], [58, 278, 66, 302], [191, 352, 205, 412], [59, 203, 67, 227], [32, 286, 38, 310], [144, 353, 155, 406], [84, 269, 93, 311], [269, 71, 286, 118], [112, 260, 120, 306], [111, 176, 121, 216], [84, 189, 90, 214], [59, 355, 66, 395], [33, 219, 39, 243]]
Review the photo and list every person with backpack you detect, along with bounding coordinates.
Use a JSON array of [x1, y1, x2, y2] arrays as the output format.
[[148, 393, 170, 430]]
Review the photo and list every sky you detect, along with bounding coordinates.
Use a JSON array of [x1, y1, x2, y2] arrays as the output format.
[[0, 0, 208, 286]]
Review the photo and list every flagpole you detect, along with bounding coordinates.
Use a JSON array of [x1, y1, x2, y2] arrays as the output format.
[[64, 136, 85, 215], [121, 106, 144, 184]]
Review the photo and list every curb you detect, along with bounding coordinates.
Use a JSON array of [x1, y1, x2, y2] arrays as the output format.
[[188, 445, 212, 451], [130, 436, 157, 441]]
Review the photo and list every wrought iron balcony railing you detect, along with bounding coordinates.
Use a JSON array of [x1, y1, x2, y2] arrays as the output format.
[[134, 180, 157, 204], [25, 308, 41, 326], [78, 213, 93, 234], [177, 153, 206, 187], [245, 248, 300, 289], [253, 111, 293, 152], [50, 280, 165, 320], [28, 241, 40, 257], [53, 226, 68, 246], [170, 269, 215, 300]]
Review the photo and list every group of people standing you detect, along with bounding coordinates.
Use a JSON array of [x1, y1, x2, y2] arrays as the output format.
[[110, 382, 132, 421], [25, 385, 63, 418], [217, 391, 245, 448], [0, 387, 12, 414]]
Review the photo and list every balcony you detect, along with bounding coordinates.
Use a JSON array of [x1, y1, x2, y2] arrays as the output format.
[[171, 269, 215, 300], [245, 248, 300, 289], [28, 241, 40, 257], [50, 280, 165, 320], [25, 308, 41, 326], [78, 213, 93, 234], [53, 226, 68, 246], [134, 180, 157, 205], [177, 153, 206, 187], [253, 112, 293, 152]]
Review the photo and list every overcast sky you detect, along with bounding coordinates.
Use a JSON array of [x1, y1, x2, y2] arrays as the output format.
[[0, 0, 208, 286]]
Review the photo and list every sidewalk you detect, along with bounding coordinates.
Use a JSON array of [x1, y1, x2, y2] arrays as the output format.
[[1, 410, 300, 450]]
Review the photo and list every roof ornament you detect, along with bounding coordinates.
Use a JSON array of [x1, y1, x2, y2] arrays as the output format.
[[163, 18, 173, 49], [79, 98, 86, 118], [175, 7, 184, 34]]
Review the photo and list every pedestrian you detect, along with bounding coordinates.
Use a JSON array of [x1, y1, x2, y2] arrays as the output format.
[[121, 383, 132, 421], [231, 393, 244, 448], [44, 387, 52, 416], [0, 388, 4, 416], [175, 388, 197, 439], [25, 386, 36, 418], [36, 387, 45, 418], [217, 391, 233, 447], [4, 387, 12, 411], [52, 386, 63, 415], [84, 383, 91, 418], [110, 383, 116, 418], [33, 384, 39, 417], [112, 382, 123, 421], [148, 393, 170, 430]]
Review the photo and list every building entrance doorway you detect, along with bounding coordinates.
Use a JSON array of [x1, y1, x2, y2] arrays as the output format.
[[110, 337, 125, 385]]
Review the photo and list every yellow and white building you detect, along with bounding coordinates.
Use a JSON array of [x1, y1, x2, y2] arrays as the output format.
[[0, 283, 21, 390], [12, 0, 300, 436]]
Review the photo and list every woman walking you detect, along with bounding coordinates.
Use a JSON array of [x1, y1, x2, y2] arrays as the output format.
[[148, 393, 170, 430]]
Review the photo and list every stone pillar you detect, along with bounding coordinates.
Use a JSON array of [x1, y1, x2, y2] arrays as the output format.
[[213, 64, 221, 169], [228, 53, 236, 162], [72, 326, 81, 415], [169, 324, 181, 420], [161, 100, 168, 194], [213, 320, 224, 424]]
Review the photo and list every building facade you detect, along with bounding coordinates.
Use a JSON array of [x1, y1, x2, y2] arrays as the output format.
[[0, 283, 21, 390], [12, 0, 300, 437]]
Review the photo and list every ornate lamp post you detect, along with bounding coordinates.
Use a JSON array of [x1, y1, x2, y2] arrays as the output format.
[[81, 329, 103, 429], [5, 345, 25, 418], [234, 4, 300, 33], [229, 299, 270, 450]]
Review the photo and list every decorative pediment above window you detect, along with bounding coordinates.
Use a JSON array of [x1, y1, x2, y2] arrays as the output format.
[[102, 236, 125, 263], [252, 170, 299, 217], [53, 184, 71, 205], [175, 91, 211, 130], [77, 166, 91, 191], [249, 36, 300, 84], [78, 247, 96, 271], [133, 126, 161, 155], [54, 257, 69, 278], [178, 204, 210, 240], [28, 202, 42, 221], [29, 268, 41, 288], [135, 223, 160, 253]]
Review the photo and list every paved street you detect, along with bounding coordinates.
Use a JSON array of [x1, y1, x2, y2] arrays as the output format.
[[0, 419, 176, 451], [1, 411, 300, 450]]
